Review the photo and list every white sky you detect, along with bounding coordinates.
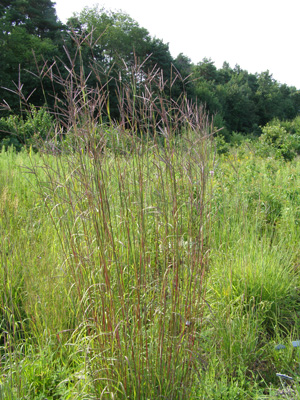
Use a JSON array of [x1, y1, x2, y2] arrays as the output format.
[[54, 0, 300, 89]]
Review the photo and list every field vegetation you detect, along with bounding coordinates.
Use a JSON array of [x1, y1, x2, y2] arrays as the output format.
[[1, 49, 300, 400], [2, 131, 300, 399], [1, 3, 300, 398]]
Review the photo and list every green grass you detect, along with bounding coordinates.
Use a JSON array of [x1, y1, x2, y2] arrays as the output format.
[[1, 140, 300, 399], [1, 44, 300, 395], [0, 126, 213, 399], [2, 32, 300, 397]]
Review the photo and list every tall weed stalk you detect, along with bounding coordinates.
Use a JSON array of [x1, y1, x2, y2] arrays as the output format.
[[23, 31, 216, 399]]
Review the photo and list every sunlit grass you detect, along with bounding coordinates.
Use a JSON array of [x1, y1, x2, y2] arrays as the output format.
[[1, 30, 300, 398], [2, 144, 300, 399]]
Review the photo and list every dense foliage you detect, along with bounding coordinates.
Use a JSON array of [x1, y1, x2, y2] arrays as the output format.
[[192, 60, 300, 137], [2, 3, 300, 398], [2, 138, 300, 399], [1, 0, 299, 141]]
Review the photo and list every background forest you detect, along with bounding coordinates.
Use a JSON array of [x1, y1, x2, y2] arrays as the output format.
[[1, 0, 300, 148]]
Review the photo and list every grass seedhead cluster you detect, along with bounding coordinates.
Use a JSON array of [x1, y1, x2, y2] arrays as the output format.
[[9, 31, 216, 399]]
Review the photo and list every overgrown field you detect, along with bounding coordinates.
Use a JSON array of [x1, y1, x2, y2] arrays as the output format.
[[1, 135, 300, 399]]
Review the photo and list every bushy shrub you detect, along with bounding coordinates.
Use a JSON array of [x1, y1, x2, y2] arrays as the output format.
[[215, 134, 230, 154], [257, 119, 300, 161], [0, 106, 55, 150], [280, 115, 300, 136]]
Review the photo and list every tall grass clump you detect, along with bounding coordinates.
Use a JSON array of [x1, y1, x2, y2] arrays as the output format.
[[20, 32, 217, 399], [0, 147, 76, 399], [197, 150, 300, 392]]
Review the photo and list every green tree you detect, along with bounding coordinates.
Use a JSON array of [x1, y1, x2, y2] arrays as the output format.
[[254, 71, 281, 125], [172, 53, 195, 100], [66, 6, 174, 119], [0, 0, 62, 113], [194, 80, 221, 115], [193, 59, 222, 115], [221, 72, 257, 133], [70, 6, 173, 72], [217, 61, 233, 84], [1, 0, 62, 38], [194, 58, 218, 82], [174, 53, 192, 78]]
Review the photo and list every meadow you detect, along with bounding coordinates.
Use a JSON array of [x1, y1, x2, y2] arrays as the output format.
[[1, 128, 300, 399], [1, 47, 300, 398]]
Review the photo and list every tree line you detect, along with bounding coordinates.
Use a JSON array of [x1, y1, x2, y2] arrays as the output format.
[[1, 0, 300, 141]]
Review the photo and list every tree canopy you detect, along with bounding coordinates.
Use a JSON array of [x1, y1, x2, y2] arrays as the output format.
[[0, 1, 299, 138], [0, 0, 62, 111], [192, 59, 300, 136]]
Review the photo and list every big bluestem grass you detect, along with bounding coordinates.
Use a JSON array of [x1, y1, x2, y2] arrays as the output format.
[[17, 32, 217, 399]]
